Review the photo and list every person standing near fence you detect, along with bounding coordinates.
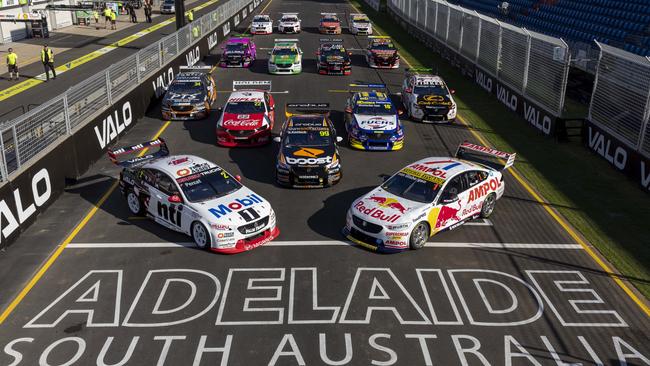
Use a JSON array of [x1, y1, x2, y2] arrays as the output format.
[[110, 8, 117, 29], [93, 9, 99, 25], [187, 9, 194, 23], [103, 6, 111, 28], [41, 45, 56, 81], [128, 3, 137, 23], [144, 3, 152, 23], [6, 48, 18, 81]]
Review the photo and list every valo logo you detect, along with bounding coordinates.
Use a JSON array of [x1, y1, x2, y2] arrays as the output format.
[[94, 101, 132, 149]]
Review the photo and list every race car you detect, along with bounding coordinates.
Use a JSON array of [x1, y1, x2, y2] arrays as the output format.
[[344, 84, 404, 151], [366, 36, 400, 69], [319, 13, 342, 34], [216, 81, 276, 147], [268, 39, 302, 74], [251, 14, 273, 34], [343, 142, 515, 252], [274, 103, 343, 188], [316, 39, 351, 75], [401, 68, 457, 122], [109, 139, 279, 254], [219, 37, 257, 68], [349, 13, 373, 35], [161, 66, 216, 120], [277, 13, 301, 33]]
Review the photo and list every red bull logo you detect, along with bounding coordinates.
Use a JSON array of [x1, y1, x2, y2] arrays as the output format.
[[368, 196, 408, 214], [354, 201, 401, 223], [436, 201, 462, 229]]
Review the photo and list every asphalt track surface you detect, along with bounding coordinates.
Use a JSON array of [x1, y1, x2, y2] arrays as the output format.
[[0, 0, 649, 364]]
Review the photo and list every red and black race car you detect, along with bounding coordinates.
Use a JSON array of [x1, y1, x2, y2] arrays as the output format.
[[316, 39, 352, 75], [365, 36, 400, 69], [216, 81, 276, 147]]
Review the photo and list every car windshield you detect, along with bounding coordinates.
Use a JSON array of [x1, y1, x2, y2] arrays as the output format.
[[177, 168, 241, 203], [381, 172, 440, 203], [354, 18, 369, 23], [254, 16, 269, 22], [283, 17, 298, 22], [371, 42, 395, 50], [285, 130, 331, 147], [322, 17, 338, 22], [168, 81, 202, 94], [163, 0, 173, 4], [226, 43, 247, 52], [273, 47, 297, 56], [322, 47, 346, 57], [225, 101, 265, 114], [414, 84, 447, 95], [354, 103, 396, 115]]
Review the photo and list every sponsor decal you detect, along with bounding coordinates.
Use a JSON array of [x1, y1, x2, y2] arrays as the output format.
[[401, 166, 445, 184], [368, 196, 409, 214], [177, 168, 191, 177], [496, 84, 517, 112], [587, 126, 627, 170], [152, 67, 174, 98], [94, 101, 133, 149], [0, 168, 51, 244], [434, 201, 462, 229], [354, 201, 401, 222], [384, 239, 407, 247], [208, 194, 264, 219], [293, 148, 325, 158], [386, 231, 409, 237], [467, 178, 501, 202], [223, 119, 259, 127], [157, 202, 182, 227], [475, 68, 493, 93], [168, 157, 191, 166], [207, 32, 219, 49], [524, 102, 552, 135], [212, 223, 232, 231], [286, 156, 332, 165], [216, 232, 235, 239], [185, 46, 200, 67]]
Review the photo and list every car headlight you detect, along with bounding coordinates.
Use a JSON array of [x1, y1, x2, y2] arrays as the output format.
[[350, 124, 360, 137], [359, 134, 368, 142], [293, 60, 301, 65], [327, 158, 340, 170], [269, 61, 275, 65], [387, 223, 410, 231], [277, 154, 290, 170]]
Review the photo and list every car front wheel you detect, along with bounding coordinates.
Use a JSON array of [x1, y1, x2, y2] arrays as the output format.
[[192, 222, 211, 250], [409, 222, 429, 250]]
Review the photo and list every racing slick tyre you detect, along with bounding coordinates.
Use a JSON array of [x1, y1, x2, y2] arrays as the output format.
[[409, 222, 429, 250], [480, 193, 496, 218], [126, 190, 145, 216], [192, 222, 211, 250]]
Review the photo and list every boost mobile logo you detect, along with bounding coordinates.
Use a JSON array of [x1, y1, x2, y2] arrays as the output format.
[[293, 148, 324, 158], [286, 156, 332, 165]]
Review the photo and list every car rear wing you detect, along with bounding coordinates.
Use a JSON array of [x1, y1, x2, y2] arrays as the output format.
[[349, 13, 368, 18], [274, 38, 299, 44], [108, 139, 169, 168], [320, 38, 344, 43], [405, 66, 438, 77], [233, 80, 272, 92], [280, 12, 298, 16], [285, 103, 330, 118], [178, 65, 212, 73], [455, 142, 515, 171], [347, 82, 387, 94]]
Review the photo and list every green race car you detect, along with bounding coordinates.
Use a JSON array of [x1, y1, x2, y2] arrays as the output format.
[[268, 39, 303, 75]]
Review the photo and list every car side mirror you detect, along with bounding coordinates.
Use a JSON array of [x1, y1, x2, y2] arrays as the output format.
[[380, 173, 390, 182], [235, 175, 241, 182], [336, 136, 343, 143], [273, 136, 281, 143], [441, 193, 458, 204], [269, 105, 275, 111], [344, 106, 353, 113], [450, 89, 456, 94], [168, 194, 183, 203], [397, 109, 404, 116]]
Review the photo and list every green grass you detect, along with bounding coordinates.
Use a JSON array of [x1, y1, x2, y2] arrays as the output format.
[[351, 0, 650, 299]]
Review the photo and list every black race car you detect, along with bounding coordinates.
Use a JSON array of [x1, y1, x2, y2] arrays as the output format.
[[317, 39, 352, 75], [274, 103, 343, 188], [365, 36, 400, 69], [161, 66, 217, 120]]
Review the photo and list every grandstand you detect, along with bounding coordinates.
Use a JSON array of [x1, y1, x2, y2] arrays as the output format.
[[448, 0, 650, 57]]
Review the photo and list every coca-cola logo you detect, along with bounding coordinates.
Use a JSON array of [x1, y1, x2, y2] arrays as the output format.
[[223, 119, 259, 127]]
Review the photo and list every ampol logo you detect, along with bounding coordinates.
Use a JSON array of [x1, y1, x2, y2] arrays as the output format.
[[208, 194, 263, 218], [368, 196, 408, 214]]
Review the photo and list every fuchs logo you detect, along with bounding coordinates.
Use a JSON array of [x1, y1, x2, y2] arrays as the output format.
[[208, 194, 263, 218], [368, 196, 408, 214], [361, 118, 392, 130], [94, 101, 132, 149], [208, 32, 219, 49], [354, 201, 401, 222], [0, 168, 51, 244]]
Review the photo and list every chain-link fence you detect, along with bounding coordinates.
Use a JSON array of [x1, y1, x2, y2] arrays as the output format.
[[589, 42, 650, 157], [0, 0, 253, 183], [387, 0, 570, 118]]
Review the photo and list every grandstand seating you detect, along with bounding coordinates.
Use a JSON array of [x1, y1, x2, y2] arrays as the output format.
[[448, 0, 650, 57]]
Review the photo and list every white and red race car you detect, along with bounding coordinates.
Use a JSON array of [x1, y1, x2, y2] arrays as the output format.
[[216, 81, 276, 147], [109, 139, 279, 254], [343, 142, 515, 252]]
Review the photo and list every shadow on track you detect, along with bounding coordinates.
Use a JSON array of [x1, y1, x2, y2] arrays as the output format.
[[307, 185, 375, 240]]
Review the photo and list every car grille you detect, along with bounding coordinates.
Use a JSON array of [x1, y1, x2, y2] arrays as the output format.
[[352, 215, 383, 234], [276, 63, 292, 68], [171, 105, 193, 112], [284, 27, 294, 32], [238, 216, 269, 235], [350, 227, 381, 245], [227, 129, 256, 137], [368, 132, 391, 141], [292, 166, 325, 184], [228, 56, 242, 62]]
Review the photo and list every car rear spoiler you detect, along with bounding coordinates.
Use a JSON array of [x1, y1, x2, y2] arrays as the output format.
[[178, 65, 212, 74], [285, 103, 330, 118], [347, 82, 387, 94], [320, 38, 344, 43], [455, 142, 515, 170], [274, 38, 299, 44], [405, 66, 439, 77], [233, 80, 272, 91], [108, 138, 169, 168]]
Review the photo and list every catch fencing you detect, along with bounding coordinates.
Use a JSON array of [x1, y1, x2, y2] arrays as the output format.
[[0, 0, 252, 183], [589, 42, 650, 158], [387, 0, 570, 126]]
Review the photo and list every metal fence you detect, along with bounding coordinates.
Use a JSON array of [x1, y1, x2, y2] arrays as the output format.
[[589, 42, 650, 158], [387, 0, 570, 118], [0, 0, 254, 183]]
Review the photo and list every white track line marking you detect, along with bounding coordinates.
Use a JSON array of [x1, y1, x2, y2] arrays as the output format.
[[67, 241, 582, 249]]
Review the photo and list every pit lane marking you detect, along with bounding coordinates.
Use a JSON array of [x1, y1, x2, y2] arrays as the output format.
[[0, 121, 172, 325], [347, 0, 650, 316], [65, 241, 584, 249]]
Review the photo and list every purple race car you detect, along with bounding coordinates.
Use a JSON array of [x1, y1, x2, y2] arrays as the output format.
[[220, 37, 257, 68]]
